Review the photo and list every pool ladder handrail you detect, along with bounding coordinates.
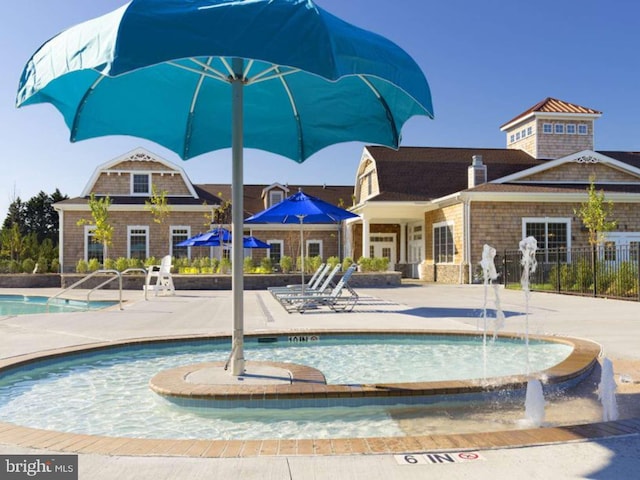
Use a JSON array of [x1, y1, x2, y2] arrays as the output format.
[[47, 268, 148, 312]]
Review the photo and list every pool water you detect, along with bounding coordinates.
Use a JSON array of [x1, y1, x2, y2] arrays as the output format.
[[0, 295, 117, 315], [0, 336, 573, 440]]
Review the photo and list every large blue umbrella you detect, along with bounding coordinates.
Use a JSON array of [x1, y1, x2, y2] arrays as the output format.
[[245, 190, 358, 289], [16, 0, 434, 375]]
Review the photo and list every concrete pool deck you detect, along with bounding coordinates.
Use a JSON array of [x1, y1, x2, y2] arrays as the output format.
[[0, 283, 639, 479]]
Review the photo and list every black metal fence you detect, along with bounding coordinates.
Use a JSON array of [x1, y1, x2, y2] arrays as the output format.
[[501, 245, 640, 301]]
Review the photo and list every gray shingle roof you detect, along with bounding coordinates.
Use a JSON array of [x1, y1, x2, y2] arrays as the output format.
[[366, 146, 542, 201]]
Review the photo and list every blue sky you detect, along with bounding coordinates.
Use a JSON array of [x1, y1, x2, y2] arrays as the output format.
[[1, 0, 639, 220]]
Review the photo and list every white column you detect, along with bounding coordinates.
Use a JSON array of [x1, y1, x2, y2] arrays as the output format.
[[400, 222, 407, 263], [362, 216, 370, 258]]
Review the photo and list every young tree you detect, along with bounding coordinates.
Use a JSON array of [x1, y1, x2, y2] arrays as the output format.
[[145, 185, 172, 255], [574, 176, 617, 247], [77, 194, 114, 261]]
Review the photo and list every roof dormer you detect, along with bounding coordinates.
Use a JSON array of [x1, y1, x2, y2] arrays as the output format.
[[500, 98, 602, 160], [261, 182, 290, 208]]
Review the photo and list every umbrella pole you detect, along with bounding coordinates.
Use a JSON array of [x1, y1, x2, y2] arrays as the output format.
[[230, 57, 245, 376], [299, 217, 305, 293]]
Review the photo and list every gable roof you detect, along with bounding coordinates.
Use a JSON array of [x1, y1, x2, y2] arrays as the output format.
[[198, 183, 354, 217], [494, 150, 640, 184], [364, 146, 542, 201], [500, 97, 602, 130], [81, 147, 198, 198]]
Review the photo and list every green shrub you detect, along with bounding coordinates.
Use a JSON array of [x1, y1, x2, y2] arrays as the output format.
[[36, 256, 49, 273], [357, 256, 374, 272], [104, 258, 116, 271], [326, 256, 340, 270], [87, 258, 101, 272], [279, 255, 293, 273], [76, 259, 88, 274], [218, 257, 231, 274], [144, 257, 158, 268], [115, 257, 129, 272], [259, 256, 272, 272], [373, 257, 389, 272], [342, 257, 354, 271], [50, 258, 60, 273], [308, 255, 323, 274], [22, 258, 36, 273], [127, 257, 144, 269], [210, 257, 220, 273], [244, 256, 256, 273]]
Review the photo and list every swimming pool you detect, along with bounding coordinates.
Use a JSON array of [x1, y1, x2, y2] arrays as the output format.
[[0, 332, 595, 440], [0, 294, 117, 315]]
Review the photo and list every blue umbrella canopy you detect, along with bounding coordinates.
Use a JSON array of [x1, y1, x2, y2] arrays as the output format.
[[176, 228, 232, 247], [246, 190, 357, 288], [179, 233, 270, 249], [245, 190, 358, 224], [17, 0, 433, 161], [242, 236, 270, 249], [16, 0, 433, 376]]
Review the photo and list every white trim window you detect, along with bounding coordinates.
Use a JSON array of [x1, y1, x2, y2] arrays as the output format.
[[433, 221, 455, 264], [171, 226, 190, 259], [522, 217, 571, 262], [306, 240, 322, 259], [131, 173, 151, 195], [268, 190, 284, 208], [566, 124, 576, 135], [542, 123, 552, 134], [128, 226, 149, 260], [578, 124, 588, 135], [268, 240, 283, 264], [84, 226, 104, 264], [554, 123, 565, 134]]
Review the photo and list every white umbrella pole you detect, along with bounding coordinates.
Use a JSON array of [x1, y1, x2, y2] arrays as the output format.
[[230, 57, 245, 376], [299, 217, 305, 293]]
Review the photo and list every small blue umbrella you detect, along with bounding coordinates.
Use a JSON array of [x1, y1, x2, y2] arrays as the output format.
[[176, 228, 232, 247], [242, 236, 270, 249], [181, 235, 270, 249], [246, 190, 358, 288], [16, 0, 433, 375]]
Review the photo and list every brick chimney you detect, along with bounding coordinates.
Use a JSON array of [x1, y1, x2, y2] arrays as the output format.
[[468, 155, 487, 188]]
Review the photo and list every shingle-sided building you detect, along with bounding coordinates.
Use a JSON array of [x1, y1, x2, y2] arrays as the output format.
[[347, 98, 640, 282], [54, 148, 353, 273]]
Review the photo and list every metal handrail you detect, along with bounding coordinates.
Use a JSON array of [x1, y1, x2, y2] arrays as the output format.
[[47, 268, 148, 312]]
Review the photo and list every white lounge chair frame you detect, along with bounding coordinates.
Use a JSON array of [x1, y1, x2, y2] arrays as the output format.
[[272, 264, 341, 302], [276, 264, 358, 313], [268, 263, 330, 295]]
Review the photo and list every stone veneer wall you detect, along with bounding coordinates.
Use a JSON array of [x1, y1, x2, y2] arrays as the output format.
[[59, 271, 402, 290]]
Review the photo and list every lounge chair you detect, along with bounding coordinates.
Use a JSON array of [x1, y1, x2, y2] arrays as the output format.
[[272, 264, 341, 303], [144, 255, 175, 296], [277, 264, 358, 313], [268, 263, 329, 295]]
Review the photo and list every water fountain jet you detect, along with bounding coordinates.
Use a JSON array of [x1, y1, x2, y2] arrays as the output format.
[[598, 357, 619, 421]]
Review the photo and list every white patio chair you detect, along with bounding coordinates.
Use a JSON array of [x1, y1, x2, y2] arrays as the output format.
[[145, 255, 175, 296]]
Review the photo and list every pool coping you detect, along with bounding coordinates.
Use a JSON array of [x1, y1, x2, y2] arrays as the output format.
[[2, 329, 639, 457]]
